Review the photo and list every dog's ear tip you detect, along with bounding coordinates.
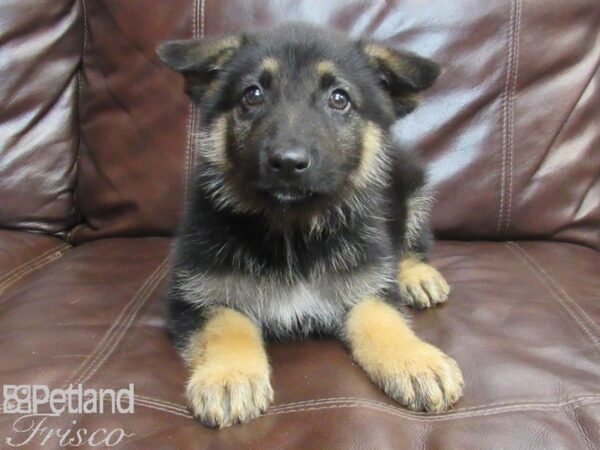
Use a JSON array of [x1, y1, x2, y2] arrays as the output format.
[[157, 42, 177, 66], [156, 43, 169, 61], [157, 40, 178, 58], [157, 40, 193, 72], [419, 58, 442, 89]]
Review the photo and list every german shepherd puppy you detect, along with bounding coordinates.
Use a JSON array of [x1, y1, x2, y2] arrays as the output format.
[[159, 23, 463, 428]]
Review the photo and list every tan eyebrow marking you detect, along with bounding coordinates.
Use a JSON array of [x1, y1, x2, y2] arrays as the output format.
[[362, 43, 406, 74], [260, 57, 280, 73], [315, 60, 337, 77]]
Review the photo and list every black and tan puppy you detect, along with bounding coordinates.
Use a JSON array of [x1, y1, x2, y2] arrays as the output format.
[[159, 23, 463, 428]]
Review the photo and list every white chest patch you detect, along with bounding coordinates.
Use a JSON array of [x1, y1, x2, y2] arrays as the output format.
[[178, 262, 394, 338]]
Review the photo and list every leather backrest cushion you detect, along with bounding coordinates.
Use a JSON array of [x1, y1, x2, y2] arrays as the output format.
[[72, 0, 193, 242], [0, 0, 81, 234], [72, 0, 600, 248]]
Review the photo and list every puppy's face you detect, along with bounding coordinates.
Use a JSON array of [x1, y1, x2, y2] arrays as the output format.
[[159, 24, 439, 217]]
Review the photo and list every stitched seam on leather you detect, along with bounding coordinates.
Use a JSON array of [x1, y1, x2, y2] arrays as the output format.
[[193, 0, 205, 175], [183, 0, 202, 205], [263, 398, 600, 421], [496, 0, 521, 238], [266, 395, 600, 415], [135, 394, 187, 411], [508, 242, 600, 342], [132, 393, 600, 417], [134, 396, 189, 416], [131, 395, 600, 421], [505, 243, 600, 351], [269, 395, 600, 416], [0, 243, 68, 287], [76, 263, 169, 385], [63, 258, 169, 388], [69, 259, 169, 386], [496, 0, 513, 237], [503, 0, 520, 235], [200, 0, 205, 38], [0, 244, 71, 298], [135, 398, 192, 418], [0, 259, 169, 414], [508, 242, 600, 340]]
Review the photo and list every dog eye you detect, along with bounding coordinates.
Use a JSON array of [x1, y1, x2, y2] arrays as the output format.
[[243, 86, 264, 107], [328, 89, 350, 111]]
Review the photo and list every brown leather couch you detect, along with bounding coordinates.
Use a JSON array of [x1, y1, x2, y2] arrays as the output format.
[[1, 1, 599, 448]]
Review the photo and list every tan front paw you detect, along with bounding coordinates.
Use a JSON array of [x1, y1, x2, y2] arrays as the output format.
[[346, 297, 463, 412], [186, 368, 274, 428], [397, 256, 450, 309], [372, 341, 464, 412]]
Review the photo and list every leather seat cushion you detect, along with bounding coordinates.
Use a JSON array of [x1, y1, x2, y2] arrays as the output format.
[[0, 238, 599, 447], [0, 230, 70, 297]]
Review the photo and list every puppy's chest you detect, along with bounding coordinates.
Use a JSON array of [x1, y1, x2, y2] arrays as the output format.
[[180, 263, 393, 338]]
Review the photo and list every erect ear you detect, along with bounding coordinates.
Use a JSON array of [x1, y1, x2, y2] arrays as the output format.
[[361, 42, 441, 117], [158, 36, 242, 100]]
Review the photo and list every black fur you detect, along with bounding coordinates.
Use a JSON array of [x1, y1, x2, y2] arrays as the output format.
[[160, 23, 439, 347]]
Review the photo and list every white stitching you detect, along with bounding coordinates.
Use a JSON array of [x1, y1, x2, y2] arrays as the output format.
[[134, 395, 190, 415], [134, 394, 188, 412], [64, 259, 169, 387], [77, 263, 169, 384], [503, 0, 521, 235], [0, 244, 71, 298], [129, 395, 600, 422], [130, 393, 600, 418], [135, 399, 192, 418], [508, 242, 600, 343], [200, 0, 205, 38], [73, 260, 169, 385], [497, 0, 520, 237], [264, 396, 600, 422], [183, 0, 203, 203], [0, 244, 69, 289], [505, 243, 600, 351], [496, 0, 513, 237], [268, 394, 600, 415], [13, 393, 598, 422]]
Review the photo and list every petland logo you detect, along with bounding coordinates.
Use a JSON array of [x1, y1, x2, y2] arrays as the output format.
[[2, 384, 135, 447]]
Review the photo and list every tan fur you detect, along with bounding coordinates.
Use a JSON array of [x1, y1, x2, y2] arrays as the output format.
[[345, 296, 463, 412], [261, 57, 280, 73], [362, 44, 421, 112], [400, 92, 420, 112], [315, 60, 337, 77], [203, 78, 223, 98], [184, 307, 273, 427], [397, 254, 450, 308], [196, 115, 229, 169], [362, 43, 406, 74], [350, 121, 387, 188], [208, 36, 241, 68]]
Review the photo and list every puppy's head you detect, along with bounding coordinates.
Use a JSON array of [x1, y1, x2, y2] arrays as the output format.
[[159, 23, 439, 219]]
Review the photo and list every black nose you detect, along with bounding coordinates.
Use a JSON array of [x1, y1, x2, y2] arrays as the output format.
[[267, 147, 311, 177]]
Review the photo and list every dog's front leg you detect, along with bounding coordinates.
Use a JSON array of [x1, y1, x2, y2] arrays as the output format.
[[344, 296, 463, 412], [182, 307, 273, 428]]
